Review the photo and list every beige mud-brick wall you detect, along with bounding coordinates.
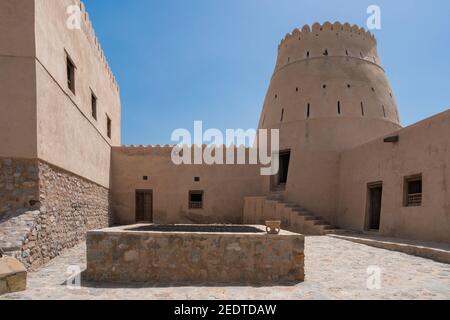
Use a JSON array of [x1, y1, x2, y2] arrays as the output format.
[[111, 146, 264, 225], [0, 0, 120, 267], [257, 22, 402, 222], [338, 110, 450, 244], [35, 0, 121, 188], [1, 0, 121, 187], [0, 0, 37, 159]]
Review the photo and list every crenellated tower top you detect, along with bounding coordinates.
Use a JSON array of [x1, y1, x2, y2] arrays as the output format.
[[279, 22, 376, 49], [275, 22, 380, 73], [258, 21, 401, 151]]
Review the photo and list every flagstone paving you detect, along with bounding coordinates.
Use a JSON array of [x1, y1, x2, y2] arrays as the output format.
[[1, 236, 449, 300]]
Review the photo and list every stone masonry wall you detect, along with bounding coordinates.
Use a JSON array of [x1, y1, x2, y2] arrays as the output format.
[[86, 225, 305, 285], [1, 159, 112, 269], [0, 158, 40, 220]]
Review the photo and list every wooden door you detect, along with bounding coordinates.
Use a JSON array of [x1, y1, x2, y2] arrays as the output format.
[[135, 190, 153, 223], [368, 185, 383, 230]]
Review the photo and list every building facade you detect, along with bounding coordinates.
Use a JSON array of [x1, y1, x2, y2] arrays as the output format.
[[0, 2, 449, 269], [0, 0, 120, 268]]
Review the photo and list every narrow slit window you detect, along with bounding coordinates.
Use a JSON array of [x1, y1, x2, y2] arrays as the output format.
[[307, 51, 310, 58], [345, 50, 349, 56], [107, 115, 112, 139], [323, 49, 328, 56], [307, 103, 310, 118], [280, 108, 285, 122], [361, 102, 365, 116], [337, 101, 341, 115], [382, 105, 386, 118], [91, 92, 97, 120], [67, 55, 76, 94]]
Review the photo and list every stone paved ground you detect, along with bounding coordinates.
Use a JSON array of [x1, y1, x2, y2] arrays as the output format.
[[1, 236, 449, 300]]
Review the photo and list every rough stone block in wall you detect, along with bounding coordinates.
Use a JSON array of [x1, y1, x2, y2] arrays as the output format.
[[0, 158, 40, 221], [20, 161, 113, 269], [0, 256, 27, 295]]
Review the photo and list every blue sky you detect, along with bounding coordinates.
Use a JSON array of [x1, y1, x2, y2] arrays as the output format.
[[84, 0, 450, 145]]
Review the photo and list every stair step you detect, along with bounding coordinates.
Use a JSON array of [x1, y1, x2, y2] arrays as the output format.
[[304, 216, 321, 221], [294, 212, 313, 218], [313, 220, 330, 226], [259, 196, 345, 235]]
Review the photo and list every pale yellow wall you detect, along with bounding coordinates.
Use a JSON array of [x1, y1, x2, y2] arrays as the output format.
[[338, 110, 450, 244], [34, 0, 121, 187], [111, 147, 263, 225], [0, 0, 37, 158]]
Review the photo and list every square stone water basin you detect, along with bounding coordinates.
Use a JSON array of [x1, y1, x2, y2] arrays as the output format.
[[85, 224, 305, 285]]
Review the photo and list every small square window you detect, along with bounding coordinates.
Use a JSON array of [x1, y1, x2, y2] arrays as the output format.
[[189, 191, 203, 209], [404, 175, 422, 207], [67, 55, 76, 94], [194, 177, 200, 182], [91, 92, 97, 120], [143, 176, 148, 181], [106, 115, 112, 139]]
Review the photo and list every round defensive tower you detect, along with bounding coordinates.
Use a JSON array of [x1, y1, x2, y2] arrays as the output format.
[[258, 22, 402, 222]]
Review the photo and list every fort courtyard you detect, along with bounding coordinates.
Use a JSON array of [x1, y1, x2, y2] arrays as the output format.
[[2, 237, 450, 300], [0, 0, 449, 301]]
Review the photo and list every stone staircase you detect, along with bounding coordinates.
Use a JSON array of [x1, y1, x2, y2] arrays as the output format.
[[0, 210, 40, 263], [244, 190, 351, 236]]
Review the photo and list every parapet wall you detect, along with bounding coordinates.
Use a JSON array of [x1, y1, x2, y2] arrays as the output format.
[[76, 0, 118, 91], [116, 145, 262, 161], [276, 22, 379, 73]]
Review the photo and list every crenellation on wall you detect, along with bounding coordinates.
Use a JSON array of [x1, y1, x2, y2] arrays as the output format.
[[276, 22, 379, 74], [77, 0, 119, 92], [279, 22, 376, 49], [116, 145, 260, 158]]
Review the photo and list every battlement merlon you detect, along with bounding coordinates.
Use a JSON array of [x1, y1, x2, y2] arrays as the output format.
[[76, 0, 119, 92], [278, 22, 377, 50]]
